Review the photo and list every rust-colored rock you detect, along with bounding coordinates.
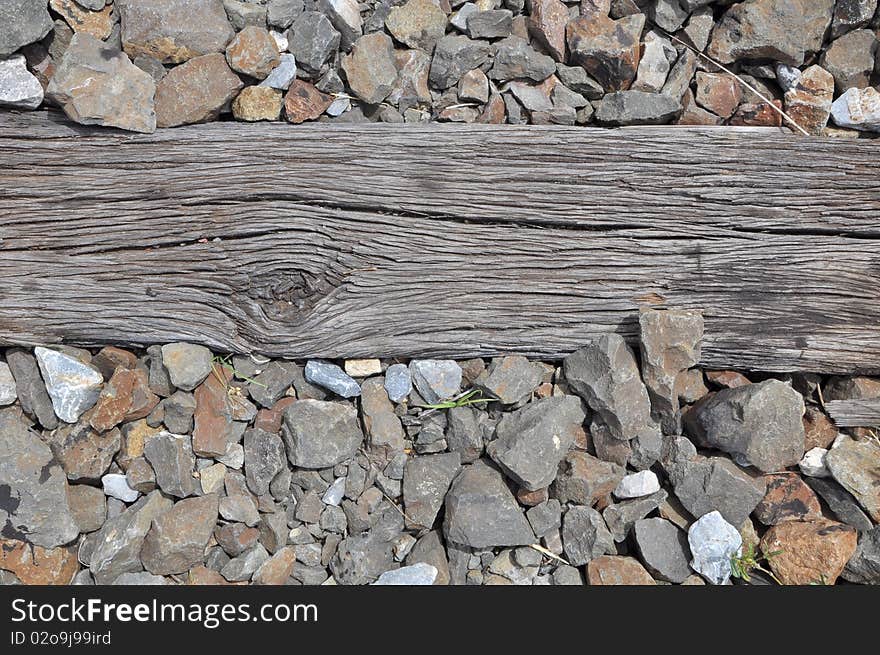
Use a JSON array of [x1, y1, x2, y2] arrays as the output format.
[[476, 93, 506, 123], [187, 565, 244, 585], [527, 0, 568, 62], [91, 346, 139, 380], [705, 370, 751, 389], [253, 546, 296, 584], [50, 0, 115, 41], [587, 555, 656, 585], [90, 367, 159, 433], [253, 396, 296, 433], [232, 86, 282, 121], [120, 418, 162, 462], [784, 64, 834, 136], [803, 407, 837, 450], [516, 486, 549, 507], [155, 53, 243, 128], [193, 364, 239, 457], [225, 26, 279, 80], [761, 519, 858, 585], [283, 80, 332, 124], [677, 89, 723, 126], [730, 100, 783, 127], [0, 539, 79, 585], [695, 72, 742, 119], [566, 12, 644, 92], [754, 473, 822, 526], [47, 417, 121, 481]]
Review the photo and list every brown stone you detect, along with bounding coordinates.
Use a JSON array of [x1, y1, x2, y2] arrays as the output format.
[[47, 417, 121, 481], [187, 565, 240, 584], [253, 396, 296, 433], [214, 522, 260, 556], [784, 64, 834, 136], [824, 376, 880, 401], [729, 100, 783, 128], [676, 368, 709, 404], [91, 346, 139, 380], [803, 407, 837, 450], [120, 418, 162, 462], [67, 483, 107, 533], [458, 68, 489, 104], [754, 473, 822, 526], [527, 0, 568, 62], [155, 53, 243, 128], [516, 486, 549, 507], [694, 72, 742, 119], [141, 493, 219, 575], [125, 456, 157, 493], [0, 540, 79, 585], [385, 0, 448, 52], [761, 519, 858, 585], [232, 86, 282, 121], [706, 0, 806, 66], [388, 49, 431, 112], [253, 546, 296, 584], [50, 0, 115, 41], [192, 365, 240, 457], [341, 32, 398, 105], [476, 93, 506, 123], [566, 12, 644, 92], [284, 80, 332, 124], [551, 451, 625, 507], [704, 370, 750, 389], [90, 368, 159, 432], [587, 555, 656, 585], [225, 26, 279, 80]]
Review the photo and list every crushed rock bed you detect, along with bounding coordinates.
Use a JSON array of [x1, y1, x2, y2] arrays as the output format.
[[1, 0, 880, 134], [1, 309, 878, 586]]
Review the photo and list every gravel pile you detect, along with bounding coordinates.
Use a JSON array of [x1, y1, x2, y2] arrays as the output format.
[[1, 308, 878, 586], [2, 0, 880, 134]]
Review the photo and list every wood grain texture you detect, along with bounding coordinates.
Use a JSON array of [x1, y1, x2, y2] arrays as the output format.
[[1, 110, 879, 373], [825, 399, 880, 427]]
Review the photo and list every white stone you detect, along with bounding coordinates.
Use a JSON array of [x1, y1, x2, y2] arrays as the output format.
[[260, 53, 297, 90], [613, 470, 661, 499], [632, 31, 676, 93], [34, 346, 103, 423], [270, 29, 288, 52], [321, 476, 346, 506], [775, 63, 801, 92], [687, 510, 742, 585], [325, 0, 363, 41], [102, 473, 140, 503], [831, 86, 880, 132], [344, 358, 381, 377], [0, 361, 17, 406], [0, 54, 43, 109], [326, 96, 350, 116], [799, 447, 830, 478], [372, 563, 438, 585]]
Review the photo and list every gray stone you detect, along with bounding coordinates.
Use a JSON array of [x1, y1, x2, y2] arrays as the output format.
[[113, 571, 168, 585], [555, 63, 604, 100], [687, 510, 742, 585], [319, 0, 362, 49], [361, 377, 405, 462], [562, 505, 615, 566], [831, 0, 877, 38], [102, 473, 139, 503], [684, 379, 805, 473], [219, 494, 260, 527], [633, 518, 692, 583], [0, 363, 17, 407], [268, 0, 304, 29], [651, 0, 688, 32], [632, 30, 676, 93], [162, 391, 196, 434], [489, 35, 555, 83], [603, 490, 667, 542], [476, 356, 544, 404], [243, 428, 286, 496], [467, 10, 513, 39], [247, 361, 298, 407], [260, 53, 298, 90], [89, 490, 172, 584], [0, 408, 79, 548], [160, 343, 213, 391], [282, 399, 363, 469], [804, 477, 874, 532], [143, 432, 195, 498], [825, 437, 880, 523], [638, 309, 703, 435], [488, 395, 585, 491], [430, 35, 493, 89], [595, 90, 682, 126], [34, 346, 102, 424], [384, 363, 412, 403], [67, 484, 107, 533], [288, 11, 340, 75], [0, 54, 43, 109], [661, 49, 698, 101], [141, 494, 219, 575], [799, 447, 830, 478], [776, 63, 802, 92], [221, 544, 270, 582], [614, 470, 661, 499], [403, 452, 461, 530], [223, 0, 266, 30], [443, 461, 535, 548], [331, 530, 397, 585], [446, 406, 484, 463], [552, 565, 584, 585], [526, 499, 561, 538], [304, 360, 361, 398], [0, 0, 53, 57], [842, 524, 880, 584], [145, 345, 174, 397], [830, 86, 880, 133], [372, 562, 438, 585], [821, 29, 877, 94], [116, 0, 235, 64], [707, 0, 806, 66], [406, 530, 450, 585], [5, 349, 57, 429], [566, 12, 644, 92], [409, 360, 463, 404], [563, 334, 654, 441]]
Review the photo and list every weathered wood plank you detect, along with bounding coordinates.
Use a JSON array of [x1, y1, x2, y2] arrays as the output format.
[[1, 110, 879, 372], [825, 399, 880, 427]]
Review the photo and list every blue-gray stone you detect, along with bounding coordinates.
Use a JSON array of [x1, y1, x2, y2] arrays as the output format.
[[304, 360, 361, 398], [384, 363, 412, 403], [687, 510, 742, 585], [34, 346, 103, 423], [409, 359, 462, 404], [372, 562, 438, 585]]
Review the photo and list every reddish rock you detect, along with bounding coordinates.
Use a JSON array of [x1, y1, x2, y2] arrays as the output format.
[[283, 80, 332, 124], [187, 565, 243, 585], [476, 93, 506, 123], [155, 53, 243, 128], [225, 26, 280, 80], [120, 419, 162, 463], [516, 486, 549, 507], [587, 555, 655, 585], [192, 365, 239, 457], [90, 368, 159, 432], [253, 546, 296, 584], [761, 519, 858, 585], [458, 68, 489, 104], [47, 418, 121, 481], [0, 539, 79, 585], [803, 407, 837, 450], [527, 0, 568, 61], [91, 346, 139, 380], [254, 396, 296, 433], [784, 64, 834, 136], [566, 12, 644, 92], [388, 49, 431, 112], [729, 100, 783, 128], [754, 473, 822, 526], [705, 370, 751, 389], [215, 523, 260, 556], [695, 72, 742, 119]]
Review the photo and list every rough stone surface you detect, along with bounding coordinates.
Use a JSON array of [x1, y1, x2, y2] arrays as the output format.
[[284, 79, 332, 123], [707, 0, 806, 66], [102, 473, 139, 503], [603, 490, 667, 542], [372, 562, 438, 585], [633, 518, 692, 583], [561, 505, 614, 566], [384, 363, 412, 403], [155, 53, 243, 128], [304, 360, 361, 398], [687, 510, 742, 585], [403, 452, 461, 530], [0, 0, 54, 57], [226, 25, 280, 79], [282, 399, 362, 468], [476, 356, 544, 405], [842, 524, 880, 584], [430, 35, 493, 89], [825, 438, 880, 522], [551, 451, 625, 507], [410, 360, 462, 404], [90, 368, 159, 432], [586, 555, 655, 585], [761, 519, 858, 585], [6, 350, 57, 429], [259, 53, 297, 90], [784, 64, 834, 136], [805, 476, 874, 532], [143, 432, 195, 498], [754, 472, 822, 526], [820, 29, 877, 93], [34, 346, 102, 424], [830, 86, 880, 132], [527, 0, 567, 62], [614, 470, 661, 500], [46, 419, 121, 481], [341, 32, 397, 106], [671, 455, 765, 528], [288, 11, 340, 75], [595, 90, 682, 126], [566, 12, 644, 92], [160, 344, 213, 391], [243, 428, 285, 496], [142, 493, 219, 575], [385, 0, 447, 52], [0, 54, 44, 109]]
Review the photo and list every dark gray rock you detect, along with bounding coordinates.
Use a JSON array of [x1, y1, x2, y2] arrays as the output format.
[[0, 408, 78, 548], [443, 461, 535, 548], [160, 343, 213, 391], [248, 361, 299, 407], [220, 494, 260, 527], [555, 63, 604, 99], [842, 524, 880, 584], [141, 494, 219, 575], [488, 395, 585, 491], [330, 531, 396, 584], [429, 35, 493, 89], [476, 355, 544, 404], [825, 437, 880, 523], [830, 0, 876, 38], [409, 360, 462, 404], [467, 9, 513, 39], [268, 0, 304, 29], [684, 379, 805, 473], [288, 11, 340, 75], [671, 454, 766, 528], [304, 360, 361, 398], [403, 452, 461, 530], [143, 432, 195, 498], [282, 399, 363, 469], [5, 349, 57, 429], [0, 0, 53, 57], [223, 0, 266, 30], [406, 530, 450, 585], [552, 565, 584, 585], [595, 90, 682, 126], [145, 345, 174, 397], [804, 476, 874, 532], [562, 505, 615, 566], [489, 35, 555, 83], [563, 334, 654, 441], [633, 517, 692, 583], [162, 391, 196, 433], [603, 490, 667, 542], [446, 406, 485, 463], [244, 428, 286, 496], [526, 499, 561, 538]]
